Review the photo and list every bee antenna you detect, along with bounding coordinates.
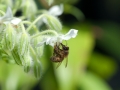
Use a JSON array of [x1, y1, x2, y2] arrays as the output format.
[[61, 40, 68, 46], [65, 40, 67, 46], [60, 40, 68, 47]]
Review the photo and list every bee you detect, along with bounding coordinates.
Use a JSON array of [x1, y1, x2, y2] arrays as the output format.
[[50, 43, 69, 68]]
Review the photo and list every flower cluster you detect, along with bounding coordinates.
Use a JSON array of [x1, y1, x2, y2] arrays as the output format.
[[0, 6, 78, 79]]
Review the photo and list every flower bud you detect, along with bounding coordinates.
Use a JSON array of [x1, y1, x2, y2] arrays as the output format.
[[44, 14, 62, 31], [22, 0, 37, 19], [49, 4, 63, 16], [33, 60, 42, 79], [31, 37, 44, 58], [18, 33, 30, 56], [25, 60, 42, 79], [4, 24, 16, 50], [0, 24, 5, 42], [11, 46, 24, 65], [24, 55, 32, 73]]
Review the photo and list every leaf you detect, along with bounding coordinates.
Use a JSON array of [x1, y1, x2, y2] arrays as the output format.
[[79, 72, 112, 90]]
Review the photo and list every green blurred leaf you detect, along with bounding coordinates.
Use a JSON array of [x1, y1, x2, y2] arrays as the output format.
[[79, 72, 112, 90], [88, 52, 117, 79], [0, 60, 37, 90], [64, 4, 85, 21], [95, 21, 120, 59]]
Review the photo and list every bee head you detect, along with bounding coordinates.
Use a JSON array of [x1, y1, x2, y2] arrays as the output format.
[[63, 46, 69, 50], [61, 43, 69, 50]]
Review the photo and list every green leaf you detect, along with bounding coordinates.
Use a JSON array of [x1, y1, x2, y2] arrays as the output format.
[[88, 52, 117, 79], [79, 72, 112, 90]]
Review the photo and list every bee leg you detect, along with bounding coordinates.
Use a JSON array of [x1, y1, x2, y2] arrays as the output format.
[[54, 45, 63, 55], [65, 57, 68, 68], [56, 62, 62, 69]]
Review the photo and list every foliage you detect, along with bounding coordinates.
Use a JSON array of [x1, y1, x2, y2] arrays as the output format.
[[0, 0, 118, 90]]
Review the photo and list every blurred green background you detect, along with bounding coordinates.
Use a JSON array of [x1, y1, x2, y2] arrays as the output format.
[[0, 0, 120, 90]]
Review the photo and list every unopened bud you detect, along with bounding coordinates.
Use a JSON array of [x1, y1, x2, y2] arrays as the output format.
[[18, 33, 30, 55], [3, 24, 16, 50], [11, 46, 24, 65], [27, 60, 42, 79], [24, 55, 32, 73], [0, 24, 5, 42], [44, 15, 62, 31], [33, 60, 42, 79], [31, 37, 44, 57]]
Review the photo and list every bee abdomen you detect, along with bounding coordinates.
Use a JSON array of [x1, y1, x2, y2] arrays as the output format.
[[50, 56, 63, 62]]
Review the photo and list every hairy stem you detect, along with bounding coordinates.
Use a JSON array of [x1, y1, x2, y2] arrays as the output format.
[[31, 30, 58, 38]]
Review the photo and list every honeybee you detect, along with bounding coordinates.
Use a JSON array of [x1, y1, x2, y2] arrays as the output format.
[[50, 43, 69, 68]]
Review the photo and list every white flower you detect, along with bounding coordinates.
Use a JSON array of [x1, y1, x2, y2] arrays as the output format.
[[11, 18, 21, 25], [0, 7, 21, 25], [37, 4, 63, 29], [37, 29, 78, 47], [48, 4, 63, 16], [0, 7, 13, 22]]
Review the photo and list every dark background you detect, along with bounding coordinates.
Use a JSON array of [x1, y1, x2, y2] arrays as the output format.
[[77, 0, 120, 89]]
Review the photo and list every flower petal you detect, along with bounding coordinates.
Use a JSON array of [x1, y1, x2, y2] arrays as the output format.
[[1, 7, 13, 21], [37, 29, 78, 47], [46, 37, 57, 47], [61, 29, 78, 40], [37, 39, 46, 46], [49, 4, 63, 16], [11, 18, 21, 25]]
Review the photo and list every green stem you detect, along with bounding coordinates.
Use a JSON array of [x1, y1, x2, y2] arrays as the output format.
[[22, 21, 39, 33], [31, 30, 58, 38], [20, 22, 26, 33], [26, 14, 45, 32], [37, 10, 47, 14]]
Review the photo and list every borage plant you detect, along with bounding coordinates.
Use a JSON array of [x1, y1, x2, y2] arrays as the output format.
[[0, 5, 78, 79]]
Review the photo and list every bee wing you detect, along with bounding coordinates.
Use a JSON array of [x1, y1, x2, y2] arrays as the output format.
[[65, 56, 68, 68], [56, 62, 62, 69]]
